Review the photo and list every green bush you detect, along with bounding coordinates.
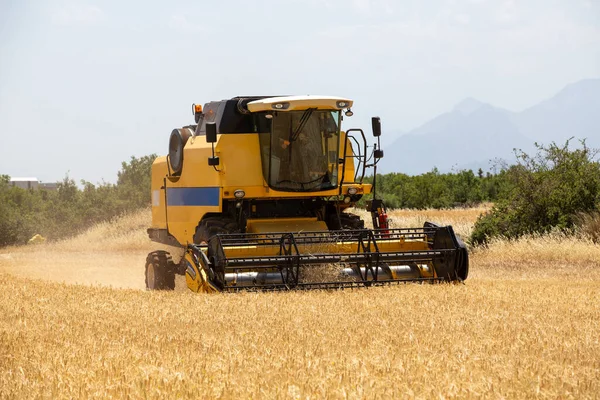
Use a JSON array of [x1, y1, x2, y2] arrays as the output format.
[[0, 155, 156, 246], [471, 140, 600, 245], [359, 167, 508, 210]]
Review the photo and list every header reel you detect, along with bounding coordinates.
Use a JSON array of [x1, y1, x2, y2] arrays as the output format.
[[184, 223, 468, 292]]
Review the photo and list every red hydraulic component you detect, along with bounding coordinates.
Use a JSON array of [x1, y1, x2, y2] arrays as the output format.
[[378, 210, 390, 237]]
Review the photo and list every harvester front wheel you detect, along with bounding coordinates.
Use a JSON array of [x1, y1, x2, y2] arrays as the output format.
[[193, 216, 240, 244], [145, 251, 176, 290], [193, 216, 240, 289]]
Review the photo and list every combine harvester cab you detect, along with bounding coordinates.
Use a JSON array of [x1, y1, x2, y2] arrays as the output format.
[[145, 95, 469, 292]]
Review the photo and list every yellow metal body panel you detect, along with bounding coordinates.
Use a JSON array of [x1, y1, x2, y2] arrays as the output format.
[[183, 252, 218, 293], [246, 218, 328, 233], [177, 135, 222, 187], [166, 206, 219, 244], [151, 136, 221, 244], [184, 252, 202, 292], [150, 157, 168, 229]]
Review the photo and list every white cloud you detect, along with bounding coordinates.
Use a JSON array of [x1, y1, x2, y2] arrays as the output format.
[[168, 14, 205, 33], [352, 0, 371, 14], [52, 4, 104, 26], [495, 0, 519, 24], [350, 0, 398, 14], [454, 13, 471, 25]]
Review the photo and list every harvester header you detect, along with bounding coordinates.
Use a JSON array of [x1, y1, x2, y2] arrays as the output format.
[[144, 95, 469, 292]]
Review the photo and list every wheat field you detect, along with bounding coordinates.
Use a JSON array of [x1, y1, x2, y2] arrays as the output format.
[[1, 208, 599, 398]]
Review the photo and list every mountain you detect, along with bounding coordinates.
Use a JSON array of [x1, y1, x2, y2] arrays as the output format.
[[453, 97, 487, 116], [378, 78, 600, 175], [513, 79, 600, 147]]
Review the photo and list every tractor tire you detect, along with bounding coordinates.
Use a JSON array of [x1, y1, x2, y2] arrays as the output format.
[[193, 216, 240, 289], [145, 251, 176, 290], [193, 216, 240, 244], [328, 212, 365, 230]]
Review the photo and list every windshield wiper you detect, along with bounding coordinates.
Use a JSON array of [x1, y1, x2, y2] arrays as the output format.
[[289, 108, 316, 143]]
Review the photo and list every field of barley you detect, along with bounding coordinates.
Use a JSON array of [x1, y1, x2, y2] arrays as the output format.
[[1, 207, 599, 398]]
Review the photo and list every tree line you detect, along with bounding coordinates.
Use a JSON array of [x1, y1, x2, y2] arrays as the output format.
[[0, 155, 156, 246], [362, 168, 511, 210]]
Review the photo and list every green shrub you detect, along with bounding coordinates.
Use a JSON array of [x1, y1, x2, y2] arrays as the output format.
[[0, 155, 157, 246], [471, 140, 600, 245]]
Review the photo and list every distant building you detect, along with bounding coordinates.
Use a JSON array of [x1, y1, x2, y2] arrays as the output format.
[[10, 177, 39, 190], [9, 178, 58, 190]]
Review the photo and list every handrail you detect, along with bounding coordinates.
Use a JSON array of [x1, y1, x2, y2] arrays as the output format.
[[339, 128, 367, 195]]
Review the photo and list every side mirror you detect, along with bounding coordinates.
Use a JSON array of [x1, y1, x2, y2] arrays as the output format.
[[205, 122, 220, 168], [371, 117, 381, 137], [206, 122, 217, 143]]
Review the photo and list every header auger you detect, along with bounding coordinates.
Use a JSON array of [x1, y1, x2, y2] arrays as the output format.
[[145, 95, 468, 292]]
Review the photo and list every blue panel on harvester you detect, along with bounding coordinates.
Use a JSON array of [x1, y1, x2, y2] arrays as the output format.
[[166, 187, 220, 206]]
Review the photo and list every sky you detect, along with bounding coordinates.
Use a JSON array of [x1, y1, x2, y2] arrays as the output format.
[[1, 0, 599, 183]]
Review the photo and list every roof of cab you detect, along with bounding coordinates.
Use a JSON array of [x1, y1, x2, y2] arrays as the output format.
[[247, 95, 353, 112]]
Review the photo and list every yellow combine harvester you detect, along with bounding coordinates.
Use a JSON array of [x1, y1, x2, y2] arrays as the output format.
[[145, 95, 468, 292]]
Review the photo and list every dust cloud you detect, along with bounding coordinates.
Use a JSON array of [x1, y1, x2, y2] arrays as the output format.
[[0, 210, 187, 290]]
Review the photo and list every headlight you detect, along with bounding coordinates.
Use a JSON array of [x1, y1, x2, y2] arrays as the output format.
[[337, 101, 348, 108], [234, 190, 245, 199], [347, 187, 358, 195], [271, 102, 290, 110]]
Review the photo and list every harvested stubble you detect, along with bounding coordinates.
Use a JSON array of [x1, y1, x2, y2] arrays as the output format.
[[1, 206, 599, 399], [351, 205, 490, 239], [298, 263, 344, 283]]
